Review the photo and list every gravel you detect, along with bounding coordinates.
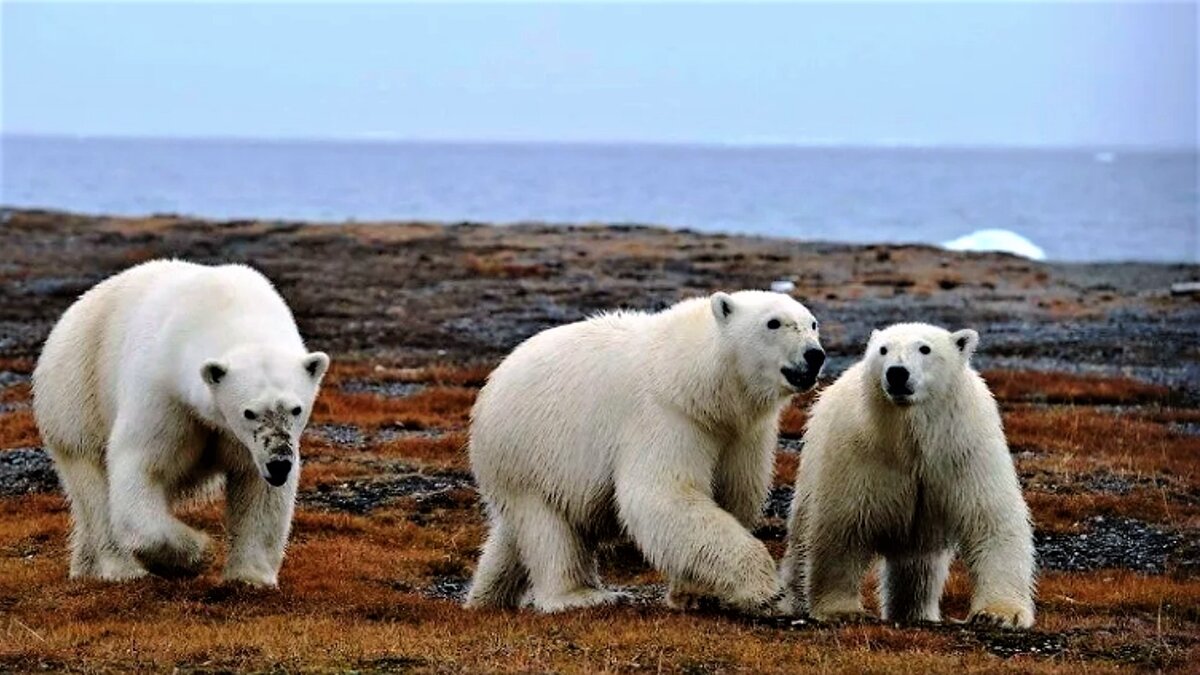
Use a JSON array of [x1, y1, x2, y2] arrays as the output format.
[[0, 371, 29, 387], [339, 380, 427, 398], [0, 448, 59, 496], [299, 470, 475, 514], [304, 423, 366, 449], [1036, 516, 1183, 574]]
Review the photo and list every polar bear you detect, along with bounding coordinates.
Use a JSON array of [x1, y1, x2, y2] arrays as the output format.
[[465, 290, 825, 613], [780, 323, 1035, 628], [32, 259, 329, 585]]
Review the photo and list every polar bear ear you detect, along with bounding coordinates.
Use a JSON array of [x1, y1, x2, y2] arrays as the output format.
[[951, 329, 979, 361], [710, 292, 735, 323], [303, 352, 330, 380], [201, 360, 229, 386]]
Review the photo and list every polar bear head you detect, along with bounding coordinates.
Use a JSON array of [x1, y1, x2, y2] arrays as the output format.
[[201, 346, 330, 487], [710, 290, 825, 399], [865, 323, 978, 406]]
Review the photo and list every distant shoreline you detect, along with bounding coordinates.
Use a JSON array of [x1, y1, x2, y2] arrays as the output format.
[[5, 131, 1198, 154]]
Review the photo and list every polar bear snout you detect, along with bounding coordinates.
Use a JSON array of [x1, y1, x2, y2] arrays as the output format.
[[781, 348, 825, 391], [803, 348, 826, 371], [264, 457, 293, 487]]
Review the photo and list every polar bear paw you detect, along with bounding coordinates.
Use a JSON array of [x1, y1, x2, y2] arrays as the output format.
[[530, 588, 627, 613], [968, 600, 1034, 629], [222, 567, 279, 588], [132, 528, 210, 579], [811, 597, 870, 623]]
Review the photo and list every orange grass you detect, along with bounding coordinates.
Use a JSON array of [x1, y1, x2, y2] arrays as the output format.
[[985, 370, 1174, 406], [1003, 405, 1200, 477], [312, 386, 476, 432], [1, 365, 1197, 671], [0, 410, 39, 449]]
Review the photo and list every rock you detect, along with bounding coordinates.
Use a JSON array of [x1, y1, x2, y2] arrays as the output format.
[[0, 448, 59, 496]]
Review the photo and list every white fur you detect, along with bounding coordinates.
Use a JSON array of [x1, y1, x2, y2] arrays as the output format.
[[32, 260, 329, 586], [780, 323, 1035, 628], [465, 291, 824, 613]]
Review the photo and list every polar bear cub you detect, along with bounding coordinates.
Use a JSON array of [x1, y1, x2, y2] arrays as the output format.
[[780, 323, 1035, 628], [466, 291, 825, 613], [33, 260, 329, 585]]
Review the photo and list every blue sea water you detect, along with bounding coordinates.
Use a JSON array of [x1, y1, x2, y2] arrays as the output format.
[[2, 135, 1196, 262]]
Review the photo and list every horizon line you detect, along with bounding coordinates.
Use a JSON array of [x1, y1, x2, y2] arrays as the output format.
[[2, 131, 1195, 153]]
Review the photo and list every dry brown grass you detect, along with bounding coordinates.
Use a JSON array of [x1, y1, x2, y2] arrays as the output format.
[[1003, 405, 1199, 477], [0, 409, 39, 449], [312, 386, 476, 432], [985, 370, 1174, 406], [1, 366, 1198, 672]]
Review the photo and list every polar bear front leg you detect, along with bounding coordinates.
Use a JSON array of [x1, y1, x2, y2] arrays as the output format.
[[617, 477, 779, 614], [805, 532, 874, 622], [107, 432, 210, 578], [879, 550, 952, 623], [961, 524, 1036, 629], [52, 451, 145, 581], [223, 462, 297, 587]]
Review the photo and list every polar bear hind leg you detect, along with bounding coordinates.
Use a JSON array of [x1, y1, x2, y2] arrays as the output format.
[[511, 496, 621, 612], [465, 513, 529, 608], [879, 549, 952, 623]]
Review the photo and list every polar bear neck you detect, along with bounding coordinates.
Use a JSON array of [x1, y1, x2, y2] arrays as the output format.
[[863, 366, 995, 464], [643, 299, 782, 430]]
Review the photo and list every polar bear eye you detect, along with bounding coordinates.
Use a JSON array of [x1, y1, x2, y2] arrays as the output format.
[[291, 406, 302, 416], [766, 319, 781, 330], [812, 321, 818, 330], [879, 347, 888, 356], [243, 409, 257, 421], [919, 345, 932, 355]]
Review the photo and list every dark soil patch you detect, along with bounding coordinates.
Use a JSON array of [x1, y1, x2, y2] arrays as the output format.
[[1022, 469, 1170, 496], [1036, 516, 1183, 574], [299, 470, 475, 515], [0, 447, 59, 496], [0, 371, 30, 387], [338, 380, 427, 398], [304, 423, 366, 449], [422, 575, 471, 602]]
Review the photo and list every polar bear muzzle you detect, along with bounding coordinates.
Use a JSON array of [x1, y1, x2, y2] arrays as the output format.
[[781, 347, 826, 391], [265, 458, 293, 487]]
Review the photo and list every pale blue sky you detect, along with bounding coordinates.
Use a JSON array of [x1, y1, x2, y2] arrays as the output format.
[[3, 2, 1196, 147]]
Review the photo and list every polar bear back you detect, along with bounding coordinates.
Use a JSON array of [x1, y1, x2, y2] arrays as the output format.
[[470, 308, 664, 516], [33, 260, 303, 457]]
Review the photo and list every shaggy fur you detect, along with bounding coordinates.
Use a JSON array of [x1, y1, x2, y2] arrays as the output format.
[[32, 260, 329, 585], [466, 291, 825, 613], [780, 323, 1035, 628]]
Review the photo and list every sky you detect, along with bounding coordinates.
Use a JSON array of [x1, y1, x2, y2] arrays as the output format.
[[2, 2, 1197, 147]]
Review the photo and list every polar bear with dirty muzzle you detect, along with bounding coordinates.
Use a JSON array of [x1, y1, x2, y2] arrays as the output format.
[[33, 259, 329, 586]]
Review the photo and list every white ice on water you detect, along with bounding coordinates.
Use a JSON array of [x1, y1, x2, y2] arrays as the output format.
[[941, 229, 1047, 261]]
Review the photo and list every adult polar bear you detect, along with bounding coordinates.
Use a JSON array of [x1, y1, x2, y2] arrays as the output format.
[[33, 260, 329, 585], [781, 323, 1035, 628], [466, 291, 825, 613]]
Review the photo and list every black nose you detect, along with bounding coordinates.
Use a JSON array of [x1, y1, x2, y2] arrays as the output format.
[[804, 348, 826, 370], [886, 366, 910, 388], [265, 459, 292, 487]]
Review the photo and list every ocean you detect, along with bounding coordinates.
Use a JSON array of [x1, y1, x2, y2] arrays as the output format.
[[2, 135, 1196, 263]]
